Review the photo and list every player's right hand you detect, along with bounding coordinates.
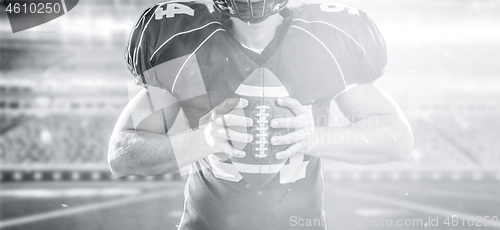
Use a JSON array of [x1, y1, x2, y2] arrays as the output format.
[[202, 98, 253, 158]]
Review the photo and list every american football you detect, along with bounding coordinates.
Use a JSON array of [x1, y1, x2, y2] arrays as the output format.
[[229, 68, 294, 187]]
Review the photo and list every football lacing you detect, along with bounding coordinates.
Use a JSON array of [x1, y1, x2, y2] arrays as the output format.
[[255, 105, 270, 158]]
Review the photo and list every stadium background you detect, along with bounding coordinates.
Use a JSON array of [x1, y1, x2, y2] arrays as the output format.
[[1, 0, 499, 229]]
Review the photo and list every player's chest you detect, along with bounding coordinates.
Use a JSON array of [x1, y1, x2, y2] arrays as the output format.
[[195, 31, 355, 104]]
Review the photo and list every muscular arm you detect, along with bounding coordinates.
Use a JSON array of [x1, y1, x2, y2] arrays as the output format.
[[107, 87, 215, 177], [307, 83, 413, 164], [271, 83, 413, 164]]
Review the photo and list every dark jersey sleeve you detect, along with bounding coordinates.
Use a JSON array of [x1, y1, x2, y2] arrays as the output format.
[[293, 3, 387, 86], [124, 2, 227, 129], [124, 2, 219, 90], [124, 5, 157, 85], [349, 11, 387, 84]]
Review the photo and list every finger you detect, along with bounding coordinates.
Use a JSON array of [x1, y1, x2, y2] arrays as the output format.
[[212, 98, 240, 117], [213, 152, 230, 161], [201, 98, 248, 126], [214, 98, 248, 116], [215, 127, 253, 143], [276, 97, 302, 115], [275, 141, 307, 159], [270, 128, 310, 145], [216, 140, 246, 158], [215, 114, 253, 127], [235, 98, 249, 109]]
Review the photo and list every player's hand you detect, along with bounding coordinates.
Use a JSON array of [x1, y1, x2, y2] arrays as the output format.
[[269, 97, 315, 159], [202, 98, 254, 159]]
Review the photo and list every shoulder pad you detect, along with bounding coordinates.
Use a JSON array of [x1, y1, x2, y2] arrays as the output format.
[[293, 2, 369, 27], [291, 2, 387, 84], [125, 2, 220, 83]]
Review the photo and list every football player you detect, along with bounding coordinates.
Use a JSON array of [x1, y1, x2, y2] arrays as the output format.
[[108, 0, 414, 229]]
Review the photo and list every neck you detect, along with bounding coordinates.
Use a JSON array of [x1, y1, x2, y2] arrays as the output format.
[[230, 14, 283, 52]]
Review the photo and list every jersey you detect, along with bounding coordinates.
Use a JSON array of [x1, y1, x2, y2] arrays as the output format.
[[125, 2, 386, 230]]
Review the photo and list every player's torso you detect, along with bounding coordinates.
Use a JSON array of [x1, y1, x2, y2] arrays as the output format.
[[143, 2, 366, 128], [134, 2, 373, 229]]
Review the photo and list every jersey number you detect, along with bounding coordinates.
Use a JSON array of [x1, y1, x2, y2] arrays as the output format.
[[155, 3, 194, 20], [320, 3, 359, 15]]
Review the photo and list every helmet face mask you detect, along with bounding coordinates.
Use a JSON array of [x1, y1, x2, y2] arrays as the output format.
[[214, 0, 288, 23]]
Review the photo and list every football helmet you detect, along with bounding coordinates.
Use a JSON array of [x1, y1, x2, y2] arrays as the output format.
[[214, 0, 288, 23]]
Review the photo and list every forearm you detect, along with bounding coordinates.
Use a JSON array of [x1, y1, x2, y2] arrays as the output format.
[[108, 128, 214, 177], [304, 115, 413, 164]]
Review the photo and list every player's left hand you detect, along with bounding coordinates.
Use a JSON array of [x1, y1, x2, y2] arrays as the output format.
[[269, 97, 315, 159]]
